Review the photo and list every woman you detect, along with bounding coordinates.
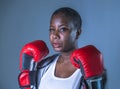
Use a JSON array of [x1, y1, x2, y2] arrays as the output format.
[[37, 7, 82, 89], [18, 7, 106, 89]]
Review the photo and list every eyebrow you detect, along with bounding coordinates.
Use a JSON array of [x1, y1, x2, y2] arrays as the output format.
[[50, 24, 68, 28]]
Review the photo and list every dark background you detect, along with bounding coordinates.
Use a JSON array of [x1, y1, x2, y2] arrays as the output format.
[[0, 0, 120, 89]]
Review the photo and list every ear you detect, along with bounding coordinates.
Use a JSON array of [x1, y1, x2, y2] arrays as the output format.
[[75, 29, 81, 39]]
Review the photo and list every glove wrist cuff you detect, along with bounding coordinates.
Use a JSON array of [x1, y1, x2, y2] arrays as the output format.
[[87, 77, 103, 89]]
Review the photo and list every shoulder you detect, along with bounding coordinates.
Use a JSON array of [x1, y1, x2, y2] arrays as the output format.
[[37, 53, 59, 69]]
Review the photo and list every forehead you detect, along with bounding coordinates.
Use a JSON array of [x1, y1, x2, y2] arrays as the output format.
[[50, 14, 72, 26]]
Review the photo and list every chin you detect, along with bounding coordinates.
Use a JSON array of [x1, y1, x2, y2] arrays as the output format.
[[53, 48, 62, 52]]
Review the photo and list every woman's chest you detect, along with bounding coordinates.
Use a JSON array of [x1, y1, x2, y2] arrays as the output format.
[[54, 61, 77, 78]]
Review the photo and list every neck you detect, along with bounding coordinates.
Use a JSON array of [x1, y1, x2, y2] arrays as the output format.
[[59, 46, 78, 62]]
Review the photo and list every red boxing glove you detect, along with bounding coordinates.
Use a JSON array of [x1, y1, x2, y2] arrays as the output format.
[[18, 70, 30, 89], [18, 40, 49, 89], [70, 45, 105, 89], [19, 40, 49, 71]]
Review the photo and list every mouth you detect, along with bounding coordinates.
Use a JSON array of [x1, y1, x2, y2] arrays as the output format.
[[52, 43, 62, 48]]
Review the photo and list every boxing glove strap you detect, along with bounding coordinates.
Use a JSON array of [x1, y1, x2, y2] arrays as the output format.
[[21, 54, 37, 71], [20, 85, 35, 89], [86, 77, 104, 89]]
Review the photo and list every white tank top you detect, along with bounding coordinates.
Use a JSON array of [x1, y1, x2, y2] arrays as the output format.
[[38, 56, 82, 89]]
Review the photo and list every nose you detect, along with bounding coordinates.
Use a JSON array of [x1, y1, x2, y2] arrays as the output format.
[[52, 30, 60, 39]]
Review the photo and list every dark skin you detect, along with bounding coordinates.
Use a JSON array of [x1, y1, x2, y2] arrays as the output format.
[[49, 13, 81, 78]]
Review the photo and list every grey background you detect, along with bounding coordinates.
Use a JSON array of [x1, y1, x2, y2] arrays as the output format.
[[0, 0, 120, 89]]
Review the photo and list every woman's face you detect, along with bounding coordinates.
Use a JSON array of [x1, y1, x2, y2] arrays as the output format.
[[49, 14, 77, 52]]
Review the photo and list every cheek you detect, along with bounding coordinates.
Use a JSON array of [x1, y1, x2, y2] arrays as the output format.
[[61, 34, 72, 44], [60, 34, 67, 42], [49, 34, 52, 42], [64, 34, 76, 47]]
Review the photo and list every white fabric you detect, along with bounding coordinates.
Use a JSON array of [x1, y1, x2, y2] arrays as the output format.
[[38, 56, 82, 89]]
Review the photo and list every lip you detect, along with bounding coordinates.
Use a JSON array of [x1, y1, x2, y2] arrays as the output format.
[[52, 43, 61, 48]]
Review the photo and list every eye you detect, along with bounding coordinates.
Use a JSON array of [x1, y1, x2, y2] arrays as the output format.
[[49, 28, 55, 33], [59, 27, 68, 33]]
